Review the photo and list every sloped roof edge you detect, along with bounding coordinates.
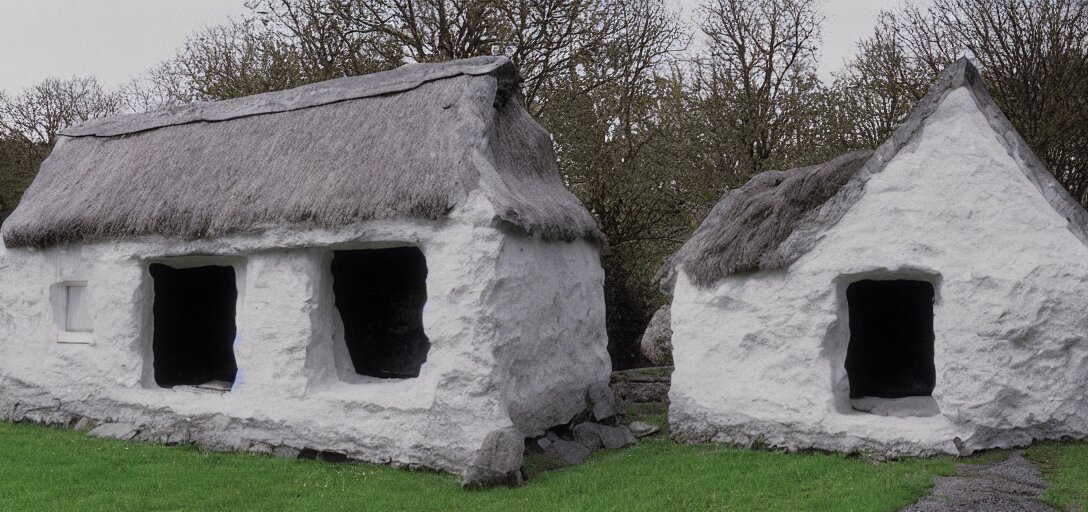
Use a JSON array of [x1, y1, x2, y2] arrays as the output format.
[[954, 60, 1088, 243], [3, 57, 605, 249], [777, 58, 1088, 266], [664, 58, 1088, 290], [657, 150, 874, 289], [62, 56, 516, 138]]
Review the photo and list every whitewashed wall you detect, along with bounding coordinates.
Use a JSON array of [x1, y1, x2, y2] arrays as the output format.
[[670, 87, 1088, 455], [0, 191, 609, 473]]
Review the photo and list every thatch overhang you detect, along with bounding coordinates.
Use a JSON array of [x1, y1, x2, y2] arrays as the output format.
[[2, 56, 604, 248], [662, 58, 1088, 289]]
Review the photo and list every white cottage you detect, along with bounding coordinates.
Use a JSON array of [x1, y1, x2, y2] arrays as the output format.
[[661, 59, 1088, 456], [0, 56, 610, 481]]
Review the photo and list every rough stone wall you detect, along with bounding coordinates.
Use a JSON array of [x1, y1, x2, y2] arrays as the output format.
[[669, 87, 1088, 456], [0, 192, 609, 474]]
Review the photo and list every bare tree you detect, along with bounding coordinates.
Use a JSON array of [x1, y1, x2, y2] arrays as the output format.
[[246, 0, 655, 112], [249, 0, 403, 76], [0, 76, 123, 220], [132, 19, 334, 105], [0, 135, 45, 219], [0, 77, 123, 145], [526, 0, 690, 364], [694, 0, 826, 180], [307, 0, 508, 59], [559, 40, 690, 249], [831, 13, 931, 149], [868, 0, 1088, 204]]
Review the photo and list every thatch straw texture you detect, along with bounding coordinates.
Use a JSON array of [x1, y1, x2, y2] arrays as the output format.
[[662, 151, 873, 287], [62, 56, 514, 137], [485, 93, 602, 242], [2, 57, 603, 248], [663, 58, 1088, 289]]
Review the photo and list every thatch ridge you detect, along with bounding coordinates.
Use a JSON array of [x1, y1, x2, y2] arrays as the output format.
[[663, 57, 1088, 289], [2, 57, 604, 248], [63, 56, 514, 138]]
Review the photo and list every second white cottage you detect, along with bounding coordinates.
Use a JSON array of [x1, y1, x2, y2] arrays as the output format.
[[660, 59, 1088, 456]]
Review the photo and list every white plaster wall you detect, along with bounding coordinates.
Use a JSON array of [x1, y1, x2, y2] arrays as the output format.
[[0, 191, 609, 473], [490, 234, 611, 435], [670, 87, 1088, 455]]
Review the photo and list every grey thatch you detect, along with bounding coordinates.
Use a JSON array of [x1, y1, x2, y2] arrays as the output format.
[[663, 58, 1088, 289], [2, 56, 603, 248], [660, 150, 873, 288]]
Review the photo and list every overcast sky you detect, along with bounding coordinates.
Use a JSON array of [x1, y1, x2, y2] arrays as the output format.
[[0, 0, 919, 95], [672, 0, 912, 76]]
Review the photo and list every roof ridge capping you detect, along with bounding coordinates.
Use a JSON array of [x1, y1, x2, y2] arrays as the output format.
[[661, 57, 1088, 290], [62, 56, 518, 138], [3, 56, 608, 249]]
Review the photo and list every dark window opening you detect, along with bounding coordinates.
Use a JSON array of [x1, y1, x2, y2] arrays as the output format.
[[845, 279, 935, 399], [150, 264, 238, 388], [331, 247, 430, 379]]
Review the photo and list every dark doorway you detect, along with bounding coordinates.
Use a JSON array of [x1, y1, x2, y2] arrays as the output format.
[[331, 247, 430, 378], [150, 264, 238, 388], [845, 279, 935, 399]]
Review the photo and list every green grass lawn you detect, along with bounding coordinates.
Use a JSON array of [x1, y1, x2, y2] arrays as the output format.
[[0, 421, 954, 512], [1026, 442, 1088, 511]]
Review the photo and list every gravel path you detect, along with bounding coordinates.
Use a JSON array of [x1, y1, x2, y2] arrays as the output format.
[[901, 452, 1054, 512]]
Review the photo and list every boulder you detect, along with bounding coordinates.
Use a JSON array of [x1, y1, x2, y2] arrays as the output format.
[[462, 427, 524, 489], [571, 422, 637, 450], [587, 381, 621, 424], [571, 423, 604, 450], [87, 422, 139, 441], [71, 417, 97, 432], [602, 425, 636, 449], [164, 427, 191, 445], [620, 425, 637, 446], [544, 439, 591, 465], [639, 305, 673, 365], [628, 421, 661, 438]]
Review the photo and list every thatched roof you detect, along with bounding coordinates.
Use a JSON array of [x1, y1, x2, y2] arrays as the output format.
[[2, 56, 604, 248], [663, 58, 1088, 289], [662, 150, 873, 287]]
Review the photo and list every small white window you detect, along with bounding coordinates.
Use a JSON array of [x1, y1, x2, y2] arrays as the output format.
[[52, 281, 92, 344], [65, 284, 92, 332]]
